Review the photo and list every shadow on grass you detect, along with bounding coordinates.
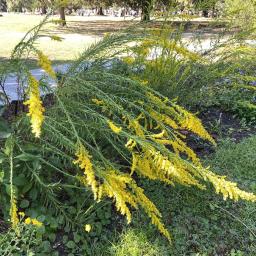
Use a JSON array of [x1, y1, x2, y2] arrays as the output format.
[[53, 19, 226, 37], [56, 20, 136, 36]]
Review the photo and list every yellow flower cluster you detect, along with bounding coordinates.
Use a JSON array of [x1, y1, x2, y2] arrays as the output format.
[[174, 104, 216, 145], [18, 211, 25, 218], [25, 217, 43, 227], [10, 196, 19, 228], [91, 98, 114, 117], [92, 98, 104, 106], [150, 28, 163, 37], [129, 142, 256, 204], [152, 136, 200, 165], [201, 170, 256, 202], [122, 56, 135, 65], [141, 80, 149, 86], [149, 108, 179, 129], [164, 41, 200, 61], [104, 32, 110, 38], [136, 44, 150, 57], [128, 119, 145, 138], [131, 183, 171, 241], [37, 51, 56, 79], [84, 224, 92, 232], [134, 35, 200, 63], [24, 74, 45, 138], [74, 145, 172, 239], [108, 121, 122, 134], [99, 170, 172, 240], [125, 139, 137, 150], [147, 92, 216, 145], [74, 143, 98, 199], [129, 145, 203, 189], [100, 170, 136, 223]]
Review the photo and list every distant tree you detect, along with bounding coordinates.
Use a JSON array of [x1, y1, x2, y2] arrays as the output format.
[[0, 0, 7, 12], [0, 0, 7, 11], [192, 0, 220, 17], [84, 0, 113, 15], [141, 0, 153, 21], [115, 0, 154, 21], [37, 0, 48, 14], [6, 0, 33, 12]]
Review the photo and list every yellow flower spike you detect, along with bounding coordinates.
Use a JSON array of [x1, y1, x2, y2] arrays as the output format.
[[202, 170, 256, 202], [174, 104, 216, 145], [150, 130, 166, 139], [151, 28, 162, 37], [84, 224, 92, 232], [108, 121, 122, 134], [130, 152, 138, 175], [10, 196, 19, 228], [131, 183, 172, 242], [37, 51, 56, 79], [101, 170, 137, 224], [128, 119, 145, 138], [74, 144, 98, 200], [24, 74, 45, 138]]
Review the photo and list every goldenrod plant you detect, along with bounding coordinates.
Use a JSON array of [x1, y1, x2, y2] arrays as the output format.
[[0, 16, 255, 245]]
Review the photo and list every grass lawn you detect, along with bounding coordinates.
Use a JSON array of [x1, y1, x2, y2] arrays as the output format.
[[0, 13, 123, 65]]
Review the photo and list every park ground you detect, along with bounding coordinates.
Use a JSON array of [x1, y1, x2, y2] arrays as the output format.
[[0, 13, 137, 64], [0, 13, 216, 66]]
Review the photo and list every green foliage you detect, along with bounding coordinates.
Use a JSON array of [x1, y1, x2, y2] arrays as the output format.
[[0, 221, 41, 256], [198, 44, 256, 123], [109, 228, 169, 256]]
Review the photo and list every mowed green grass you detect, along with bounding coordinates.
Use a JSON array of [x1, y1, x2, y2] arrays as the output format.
[[0, 13, 101, 64]]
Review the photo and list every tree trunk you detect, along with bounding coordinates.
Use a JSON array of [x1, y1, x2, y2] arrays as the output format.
[[0, 0, 7, 12], [59, 7, 66, 26], [202, 10, 209, 18], [141, 0, 152, 22], [97, 6, 104, 16], [18, 4, 22, 13], [211, 6, 215, 18], [41, 5, 47, 15]]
